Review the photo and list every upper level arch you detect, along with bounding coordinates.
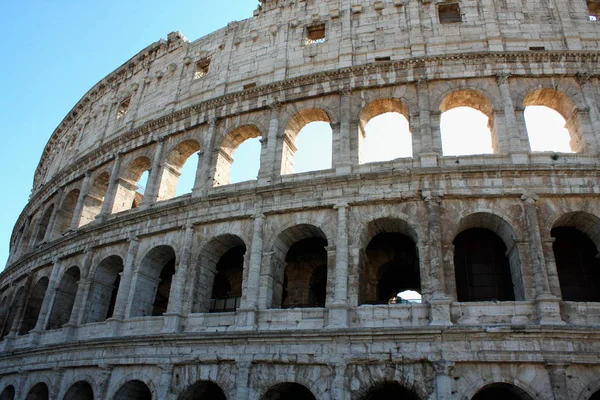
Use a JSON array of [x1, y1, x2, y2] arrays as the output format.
[[439, 89, 498, 155], [214, 124, 263, 186], [157, 139, 201, 201], [358, 98, 413, 163], [80, 170, 110, 227], [85, 255, 124, 323], [47, 265, 81, 330], [112, 156, 152, 213]]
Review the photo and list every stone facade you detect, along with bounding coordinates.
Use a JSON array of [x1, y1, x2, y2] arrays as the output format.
[[2, 0, 600, 398]]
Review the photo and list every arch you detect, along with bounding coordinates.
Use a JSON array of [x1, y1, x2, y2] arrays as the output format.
[[25, 382, 49, 400], [590, 389, 600, 400], [361, 231, 421, 305], [471, 382, 533, 400], [194, 234, 247, 313], [261, 382, 316, 400], [552, 226, 600, 302], [282, 109, 332, 175], [80, 171, 110, 226], [0, 385, 14, 400], [158, 139, 201, 201], [35, 205, 55, 244], [439, 90, 497, 155], [358, 381, 420, 400], [85, 255, 124, 323], [550, 211, 600, 252], [0, 297, 9, 336], [178, 380, 226, 400], [47, 266, 81, 330], [63, 381, 94, 400], [358, 98, 413, 163], [523, 88, 582, 152], [19, 277, 49, 335], [214, 125, 262, 186], [1, 287, 24, 337], [454, 228, 516, 302], [56, 189, 80, 234], [112, 156, 152, 213], [268, 224, 329, 309], [129, 245, 176, 317], [112, 380, 151, 400]]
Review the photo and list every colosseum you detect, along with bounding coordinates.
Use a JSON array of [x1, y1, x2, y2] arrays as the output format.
[[3, 0, 600, 398]]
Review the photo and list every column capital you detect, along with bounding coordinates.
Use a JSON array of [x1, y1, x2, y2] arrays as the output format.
[[433, 361, 455, 376], [208, 116, 219, 127], [417, 78, 429, 88], [495, 72, 511, 84], [577, 71, 593, 85], [333, 202, 349, 210], [156, 136, 166, 144], [339, 85, 353, 96], [268, 100, 282, 111], [423, 192, 444, 203], [127, 233, 140, 243], [520, 192, 539, 204], [252, 213, 266, 221]]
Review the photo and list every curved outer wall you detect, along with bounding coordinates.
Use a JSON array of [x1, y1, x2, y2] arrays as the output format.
[[2, 0, 600, 398]]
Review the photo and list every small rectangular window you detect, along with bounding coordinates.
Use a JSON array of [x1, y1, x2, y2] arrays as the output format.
[[375, 56, 391, 62], [305, 24, 326, 45], [194, 58, 210, 80], [529, 46, 546, 51], [243, 82, 257, 90], [116, 97, 131, 120], [438, 3, 462, 23]]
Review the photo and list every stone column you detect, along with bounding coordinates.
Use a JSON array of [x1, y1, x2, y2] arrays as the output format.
[[164, 225, 195, 332], [328, 203, 350, 328], [567, 106, 598, 154], [155, 364, 174, 400], [578, 73, 600, 140], [141, 137, 165, 208], [69, 171, 92, 231], [331, 360, 348, 400], [425, 193, 452, 326], [234, 361, 251, 400], [192, 117, 218, 197], [32, 258, 62, 334], [44, 191, 64, 242], [434, 361, 455, 400], [541, 237, 563, 298], [98, 154, 122, 219], [111, 235, 139, 321], [496, 73, 529, 161], [547, 364, 570, 400], [238, 213, 266, 330], [65, 249, 94, 330], [258, 103, 281, 185], [417, 80, 439, 167], [336, 88, 352, 174], [95, 366, 113, 400], [521, 193, 564, 325], [513, 107, 532, 153]]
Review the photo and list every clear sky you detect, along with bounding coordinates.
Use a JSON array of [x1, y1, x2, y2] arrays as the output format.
[[0, 1, 571, 269]]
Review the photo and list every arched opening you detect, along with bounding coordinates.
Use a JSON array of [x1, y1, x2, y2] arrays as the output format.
[[282, 109, 332, 175], [25, 383, 49, 400], [0, 385, 14, 400], [46, 266, 81, 330], [359, 99, 413, 163], [269, 224, 328, 309], [129, 245, 176, 318], [112, 157, 151, 213], [362, 232, 421, 305], [63, 381, 94, 400], [590, 389, 600, 400], [85, 255, 124, 323], [35, 205, 55, 245], [359, 382, 420, 400], [157, 140, 201, 201], [0, 297, 9, 336], [210, 245, 245, 313], [261, 383, 316, 400], [194, 235, 246, 313], [178, 380, 226, 400], [56, 189, 80, 234], [524, 107, 572, 152], [80, 172, 110, 226], [19, 277, 49, 335], [281, 238, 328, 308], [523, 88, 581, 152], [214, 125, 262, 186], [1, 287, 24, 338], [113, 380, 151, 400], [471, 383, 533, 400], [440, 90, 496, 156], [552, 226, 600, 302], [454, 228, 515, 302]]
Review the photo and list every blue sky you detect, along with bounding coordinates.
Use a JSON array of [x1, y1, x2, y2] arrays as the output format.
[[0, 1, 570, 270], [0, 1, 259, 267]]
